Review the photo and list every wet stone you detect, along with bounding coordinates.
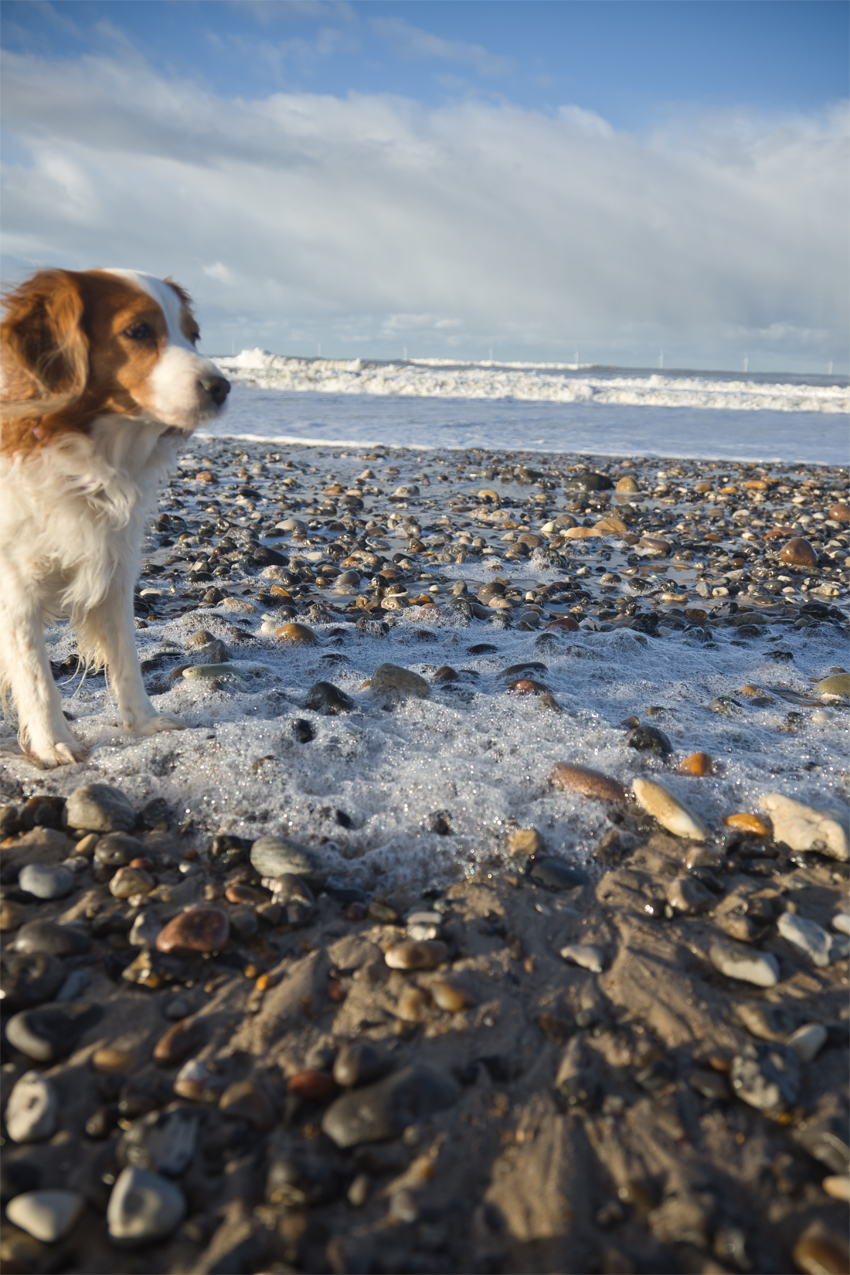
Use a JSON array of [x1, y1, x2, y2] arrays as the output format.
[[13, 920, 90, 958], [371, 662, 431, 698], [322, 1064, 461, 1148], [529, 857, 587, 890], [155, 907, 229, 955], [550, 762, 625, 802], [250, 835, 328, 888], [778, 537, 818, 568], [107, 1166, 186, 1247], [632, 777, 709, 840], [65, 783, 136, 833], [624, 726, 673, 755], [304, 681, 354, 714], [17, 864, 74, 900], [4, 1071, 59, 1142], [5, 1000, 104, 1062], [1, 952, 66, 1010], [93, 833, 146, 868], [730, 1042, 801, 1112], [6, 1190, 85, 1243]]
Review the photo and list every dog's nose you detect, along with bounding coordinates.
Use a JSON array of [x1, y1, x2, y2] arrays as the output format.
[[201, 373, 230, 407]]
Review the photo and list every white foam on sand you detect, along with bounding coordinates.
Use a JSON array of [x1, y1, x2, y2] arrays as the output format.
[[8, 553, 847, 901]]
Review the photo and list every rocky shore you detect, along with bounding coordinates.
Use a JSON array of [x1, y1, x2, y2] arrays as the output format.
[[1, 442, 848, 1274]]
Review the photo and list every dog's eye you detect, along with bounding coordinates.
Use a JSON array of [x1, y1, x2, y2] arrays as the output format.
[[123, 322, 155, 341]]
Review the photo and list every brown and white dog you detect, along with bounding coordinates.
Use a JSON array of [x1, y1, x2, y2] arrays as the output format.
[[0, 268, 229, 767]]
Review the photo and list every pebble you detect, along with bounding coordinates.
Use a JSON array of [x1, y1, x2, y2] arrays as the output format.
[[709, 941, 780, 987], [821, 1176, 850, 1202], [333, 1042, 388, 1088], [730, 1041, 801, 1112], [529, 857, 586, 890], [117, 1107, 200, 1176], [559, 943, 605, 973], [792, 1226, 850, 1275], [0, 899, 26, 931], [666, 875, 714, 914], [65, 782, 136, 833], [56, 969, 90, 1001], [385, 940, 448, 970], [723, 812, 770, 837], [91, 1047, 137, 1074], [303, 680, 354, 714], [370, 662, 431, 698], [4, 1000, 104, 1062], [430, 980, 475, 1012], [785, 1023, 828, 1062], [17, 864, 74, 900], [274, 622, 318, 644], [106, 1166, 186, 1247], [833, 912, 850, 936], [777, 911, 845, 967], [6, 1190, 85, 1243], [734, 1001, 794, 1041], [128, 910, 162, 948], [321, 1064, 461, 1148], [549, 762, 625, 802], [155, 907, 229, 955], [678, 752, 715, 777], [505, 827, 545, 856], [153, 1016, 207, 1066], [760, 793, 848, 860], [778, 536, 818, 568], [13, 920, 90, 958], [1, 952, 66, 1010], [219, 1080, 275, 1129], [109, 866, 155, 899], [286, 1070, 339, 1101], [632, 778, 709, 840], [250, 835, 328, 888], [816, 672, 850, 697], [93, 833, 146, 867], [173, 1057, 226, 1103], [624, 726, 673, 756], [4, 1071, 59, 1142], [395, 986, 431, 1021]]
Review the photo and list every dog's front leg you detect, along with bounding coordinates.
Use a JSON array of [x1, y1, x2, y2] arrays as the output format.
[[0, 592, 87, 767], [82, 577, 186, 738]]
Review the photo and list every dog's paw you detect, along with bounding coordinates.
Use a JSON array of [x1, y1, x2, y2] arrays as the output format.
[[25, 738, 88, 769], [135, 713, 186, 737]]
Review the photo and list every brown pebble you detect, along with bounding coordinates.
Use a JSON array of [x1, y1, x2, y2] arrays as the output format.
[[385, 940, 448, 970], [225, 883, 269, 905], [153, 1016, 207, 1066], [545, 616, 580, 632], [506, 678, 550, 695], [286, 1070, 339, 1100], [109, 866, 155, 899], [128, 857, 156, 872], [430, 980, 475, 1012], [91, 1047, 136, 1074], [678, 752, 715, 777], [550, 762, 626, 802], [219, 1079, 274, 1129], [432, 666, 459, 683], [0, 900, 25, 931], [615, 475, 639, 493], [156, 907, 229, 955], [395, 986, 431, 1022], [778, 537, 818, 568], [506, 827, 545, 856], [274, 622, 319, 645], [828, 502, 850, 523], [792, 1226, 850, 1275], [723, 812, 770, 837]]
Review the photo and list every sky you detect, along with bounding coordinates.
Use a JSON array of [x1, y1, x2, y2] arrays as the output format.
[[1, 1, 848, 373]]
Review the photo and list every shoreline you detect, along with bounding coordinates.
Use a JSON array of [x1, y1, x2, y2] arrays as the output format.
[[1, 438, 848, 1273]]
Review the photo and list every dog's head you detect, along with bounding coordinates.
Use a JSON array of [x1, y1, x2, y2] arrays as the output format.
[[1, 268, 229, 449]]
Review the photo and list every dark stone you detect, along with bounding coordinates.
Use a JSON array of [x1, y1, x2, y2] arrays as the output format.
[[426, 810, 452, 836], [64, 783, 136, 833], [94, 833, 147, 868], [304, 681, 354, 715], [333, 1042, 390, 1088], [291, 718, 315, 743], [13, 920, 90, 958], [5, 1000, 104, 1062], [528, 858, 587, 890], [0, 952, 66, 1010], [624, 725, 673, 755], [467, 644, 497, 655], [563, 472, 614, 492], [322, 1064, 461, 1148]]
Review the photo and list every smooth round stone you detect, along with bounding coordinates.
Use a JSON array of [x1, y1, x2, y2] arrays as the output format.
[[250, 836, 328, 888], [815, 673, 850, 698], [0, 900, 26, 931], [828, 502, 850, 523], [632, 778, 709, 841], [6, 1190, 84, 1243], [92, 1047, 137, 1075], [615, 475, 639, 493], [321, 1064, 461, 1148], [430, 980, 475, 1012], [17, 864, 74, 901], [709, 942, 779, 988], [723, 812, 771, 837], [117, 1107, 200, 1177], [370, 663, 430, 699], [760, 794, 848, 861], [107, 1166, 186, 1247], [666, 876, 714, 915], [153, 1016, 207, 1066], [777, 912, 835, 967], [678, 752, 715, 777], [396, 986, 431, 1022], [155, 908, 229, 956], [560, 943, 606, 973], [730, 1042, 800, 1112], [385, 940, 448, 970], [833, 913, 850, 936], [550, 762, 625, 803], [303, 681, 354, 715], [624, 726, 673, 756], [785, 1023, 828, 1063], [65, 783, 136, 834], [219, 1080, 275, 1129], [13, 920, 90, 959], [93, 833, 146, 868], [109, 866, 155, 899], [333, 1042, 388, 1088], [505, 827, 545, 857], [274, 622, 318, 645], [286, 1070, 339, 1100], [1, 952, 66, 1010], [821, 1176, 850, 1203], [778, 537, 818, 568], [528, 857, 587, 890], [5, 1001, 104, 1062], [4, 1071, 58, 1142]]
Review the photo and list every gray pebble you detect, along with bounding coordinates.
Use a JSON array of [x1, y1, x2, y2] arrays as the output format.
[[117, 1107, 201, 1177], [730, 1042, 800, 1112], [14, 920, 90, 958], [4, 1070, 59, 1142], [5, 1001, 104, 1063], [332, 1041, 389, 1088], [128, 910, 162, 949], [528, 858, 586, 890], [785, 1023, 828, 1063], [106, 1166, 186, 1246], [17, 864, 74, 900], [1, 952, 66, 1010], [65, 783, 136, 834], [777, 911, 845, 967], [6, 1189, 85, 1242], [93, 833, 146, 868], [371, 663, 431, 699], [304, 681, 354, 714], [250, 836, 328, 888], [56, 969, 91, 1001], [322, 1064, 460, 1148]]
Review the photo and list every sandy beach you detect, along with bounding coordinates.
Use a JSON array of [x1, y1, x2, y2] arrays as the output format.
[[1, 438, 848, 1274]]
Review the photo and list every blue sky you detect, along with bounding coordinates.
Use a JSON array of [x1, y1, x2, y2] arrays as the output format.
[[1, 1, 848, 371]]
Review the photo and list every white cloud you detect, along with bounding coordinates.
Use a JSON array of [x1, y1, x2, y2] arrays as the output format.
[[371, 16, 513, 77], [0, 49, 846, 368]]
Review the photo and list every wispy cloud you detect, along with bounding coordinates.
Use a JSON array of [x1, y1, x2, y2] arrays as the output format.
[[371, 16, 513, 77], [0, 48, 846, 366]]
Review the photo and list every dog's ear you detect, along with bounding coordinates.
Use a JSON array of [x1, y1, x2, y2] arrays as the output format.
[[1, 270, 89, 400]]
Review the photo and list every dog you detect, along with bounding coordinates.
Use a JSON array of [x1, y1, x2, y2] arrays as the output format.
[[0, 268, 230, 767]]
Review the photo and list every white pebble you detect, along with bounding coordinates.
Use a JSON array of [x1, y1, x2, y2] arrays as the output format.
[[777, 912, 837, 967], [107, 1167, 186, 1247], [832, 913, 850, 936], [559, 943, 605, 973], [6, 1190, 84, 1242], [4, 1071, 58, 1143], [760, 793, 848, 861], [709, 942, 779, 988], [785, 1023, 828, 1063], [632, 778, 709, 840]]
